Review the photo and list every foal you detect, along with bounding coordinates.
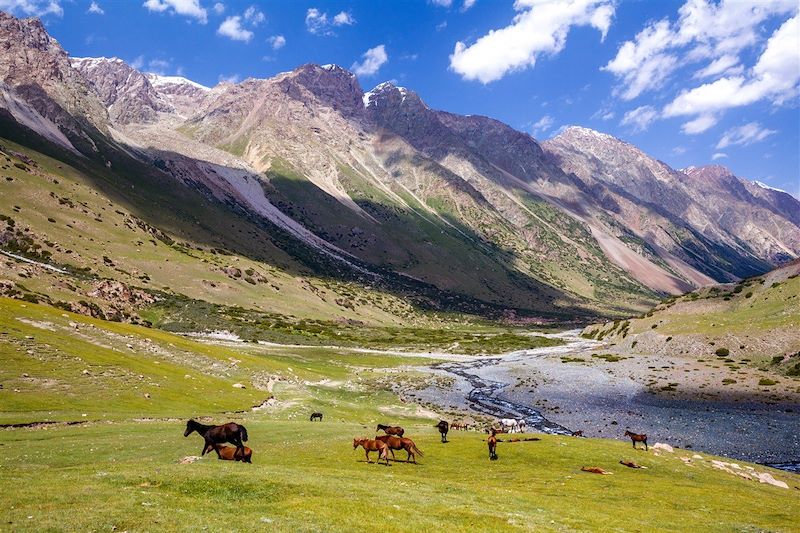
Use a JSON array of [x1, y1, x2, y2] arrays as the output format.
[[214, 444, 253, 463], [353, 437, 390, 465], [624, 430, 648, 450], [488, 428, 498, 460]]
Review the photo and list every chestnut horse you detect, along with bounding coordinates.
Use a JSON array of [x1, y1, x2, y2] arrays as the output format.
[[488, 428, 498, 460], [376, 424, 404, 437], [353, 437, 390, 465], [435, 420, 449, 443], [214, 444, 253, 463], [376, 435, 424, 464], [184, 419, 248, 459], [624, 430, 648, 450]]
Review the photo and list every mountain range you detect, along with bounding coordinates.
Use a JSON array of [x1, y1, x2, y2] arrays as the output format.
[[1, 11, 798, 324]]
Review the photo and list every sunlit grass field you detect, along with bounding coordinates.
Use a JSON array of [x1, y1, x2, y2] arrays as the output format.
[[1, 298, 798, 532]]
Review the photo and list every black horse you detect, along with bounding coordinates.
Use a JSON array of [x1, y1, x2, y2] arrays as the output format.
[[310, 412, 323, 422], [184, 419, 248, 459], [435, 420, 449, 443]]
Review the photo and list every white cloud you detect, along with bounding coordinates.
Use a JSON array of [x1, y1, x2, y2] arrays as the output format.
[[449, 0, 615, 84], [663, 16, 800, 121], [672, 146, 686, 155], [620, 105, 658, 132], [332, 11, 355, 26], [217, 15, 253, 42], [530, 115, 554, 136], [462, 0, 476, 11], [0, 0, 63, 17], [218, 73, 240, 84], [306, 7, 355, 35], [268, 34, 286, 50], [716, 122, 777, 149], [143, 0, 207, 23], [711, 152, 728, 160], [430, 0, 453, 6], [213, 2, 224, 14], [605, 0, 797, 104], [681, 113, 718, 134], [147, 58, 171, 75], [243, 5, 264, 25], [351, 44, 388, 77], [87, 1, 104, 15], [130, 55, 145, 69]]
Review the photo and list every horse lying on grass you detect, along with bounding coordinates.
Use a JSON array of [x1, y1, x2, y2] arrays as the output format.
[[184, 419, 248, 459], [375, 435, 424, 464], [214, 444, 253, 463], [354, 437, 390, 465]]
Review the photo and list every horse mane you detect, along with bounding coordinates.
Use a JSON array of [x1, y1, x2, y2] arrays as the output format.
[[187, 419, 213, 435]]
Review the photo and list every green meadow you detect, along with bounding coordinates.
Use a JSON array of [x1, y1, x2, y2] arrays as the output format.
[[1, 298, 798, 532]]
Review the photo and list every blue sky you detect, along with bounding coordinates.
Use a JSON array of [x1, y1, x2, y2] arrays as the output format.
[[4, 0, 799, 196]]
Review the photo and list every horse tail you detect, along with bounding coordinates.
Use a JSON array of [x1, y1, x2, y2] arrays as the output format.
[[240, 425, 249, 442], [413, 444, 424, 457]]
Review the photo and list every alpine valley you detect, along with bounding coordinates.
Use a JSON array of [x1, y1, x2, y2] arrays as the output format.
[[1, 10, 799, 533]]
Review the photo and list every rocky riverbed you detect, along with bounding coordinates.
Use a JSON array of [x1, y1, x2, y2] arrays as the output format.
[[410, 331, 800, 471]]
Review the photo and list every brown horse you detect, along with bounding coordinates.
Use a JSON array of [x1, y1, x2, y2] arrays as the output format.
[[624, 430, 648, 450], [310, 412, 323, 422], [214, 444, 253, 463], [376, 435, 424, 464], [184, 419, 248, 459], [376, 424, 404, 437], [353, 437, 390, 465], [488, 428, 498, 460], [435, 420, 449, 443]]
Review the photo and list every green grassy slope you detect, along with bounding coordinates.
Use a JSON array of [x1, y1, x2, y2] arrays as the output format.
[[1, 299, 798, 532], [584, 260, 800, 369]]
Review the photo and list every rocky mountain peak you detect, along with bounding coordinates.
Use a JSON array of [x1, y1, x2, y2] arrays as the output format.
[[362, 81, 425, 110], [279, 63, 364, 115], [0, 12, 109, 134], [72, 56, 172, 124]]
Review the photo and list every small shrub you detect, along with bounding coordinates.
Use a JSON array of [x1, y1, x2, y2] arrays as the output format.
[[745, 292, 753, 298], [722, 378, 736, 385], [732, 285, 743, 293], [758, 378, 778, 386], [651, 324, 658, 329], [715, 347, 730, 357], [666, 336, 672, 342], [771, 356, 784, 365], [631, 340, 638, 348]]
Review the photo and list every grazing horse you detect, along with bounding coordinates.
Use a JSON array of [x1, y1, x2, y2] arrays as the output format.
[[376, 435, 424, 464], [517, 419, 527, 433], [184, 419, 248, 459], [435, 420, 449, 443], [353, 437, 390, 465], [214, 444, 253, 463], [624, 430, 648, 451], [488, 428, 498, 460], [376, 424, 404, 437], [500, 418, 519, 433], [310, 412, 323, 422]]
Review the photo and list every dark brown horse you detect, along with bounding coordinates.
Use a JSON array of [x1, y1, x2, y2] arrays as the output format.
[[310, 412, 323, 422], [624, 430, 648, 450], [353, 437, 390, 465], [376, 435, 424, 464], [435, 420, 449, 443], [214, 444, 253, 463], [184, 419, 248, 459], [376, 423, 404, 437], [488, 428, 498, 460]]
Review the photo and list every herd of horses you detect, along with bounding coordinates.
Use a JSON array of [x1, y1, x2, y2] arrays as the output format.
[[184, 416, 651, 465]]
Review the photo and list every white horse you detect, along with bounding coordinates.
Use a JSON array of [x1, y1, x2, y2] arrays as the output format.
[[499, 418, 519, 433], [517, 419, 527, 433]]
